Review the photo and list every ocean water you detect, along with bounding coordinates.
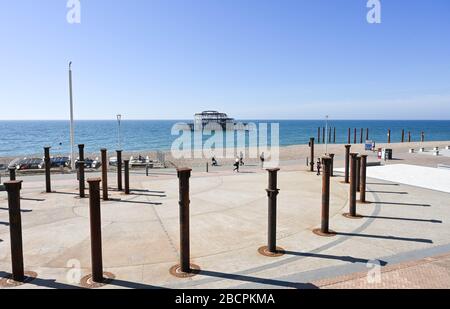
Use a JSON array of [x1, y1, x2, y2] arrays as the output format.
[[0, 120, 449, 157]]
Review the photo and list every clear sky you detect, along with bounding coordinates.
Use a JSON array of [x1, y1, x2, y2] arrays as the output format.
[[0, 0, 449, 120]]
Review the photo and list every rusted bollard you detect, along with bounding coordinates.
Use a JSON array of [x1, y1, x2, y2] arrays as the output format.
[[9, 167, 16, 181], [344, 145, 351, 183], [356, 156, 361, 192], [329, 153, 335, 177], [44, 146, 51, 193], [366, 128, 369, 141], [388, 129, 391, 143], [124, 160, 130, 195], [401, 129, 405, 143], [347, 128, 351, 144], [4, 181, 25, 282], [318, 127, 321, 143], [359, 155, 369, 204], [421, 131, 425, 142], [100, 148, 108, 201], [309, 138, 315, 172], [116, 150, 122, 191], [259, 168, 284, 256], [408, 131, 411, 143], [333, 127, 336, 143], [313, 156, 335, 236], [353, 128, 357, 144], [206, 162, 209, 173], [87, 178, 103, 283], [322, 127, 325, 144], [78, 144, 85, 198], [360, 128, 363, 144], [170, 168, 200, 277], [328, 127, 332, 143], [344, 153, 361, 219]]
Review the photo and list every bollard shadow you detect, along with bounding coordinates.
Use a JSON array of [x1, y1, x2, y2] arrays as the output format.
[[0, 221, 9, 226], [53, 191, 79, 196], [131, 189, 166, 194], [283, 251, 388, 266], [21, 197, 45, 202], [197, 269, 319, 289], [116, 199, 163, 206], [0, 271, 83, 289], [372, 201, 431, 207], [335, 232, 433, 244], [366, 182, 400, 186], [366, 190, 408, 195], [0, 207, 32, 213], [130, 193, 167, 198], [108, 278, 166, 289], [362, 215, 441, 223]]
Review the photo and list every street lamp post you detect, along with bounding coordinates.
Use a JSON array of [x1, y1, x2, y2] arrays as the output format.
[[69, 62, 75, 170], [116, 114, 122, 150]]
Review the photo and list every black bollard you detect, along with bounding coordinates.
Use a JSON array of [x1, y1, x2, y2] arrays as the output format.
[[44, 146, 51, 193], [344, 145, 351, 183], [333, 127, 336, 144], [356, 156, 361, 192], [267, 168, 280, 253], [402, 129, 405, 143], [347, 128, 351, 144], [4, 181, 25, 282], [360, 128, 363, 144], [359, 155, 369, 204], [322, 127, 325, 144], [9, 167, 16, 181], [421, 131, 425, 142], [313, 156, 335, 236], [124, 160, 130, 195], [366, 128, 369, 141], [344, 153, 361, 219], [408, 131, 411, 143], [309, 138, 315, 172], [206, 162, 209, 173], [329, 153, 335, 177], [87, 178, 104, 283], [353, 128, 357, 144], [101, 148, 108, 201], [78, 144, 85, 198], [318, 127, 321, 144], [116, 150, 122, 191], [388, 129, 391, 143]]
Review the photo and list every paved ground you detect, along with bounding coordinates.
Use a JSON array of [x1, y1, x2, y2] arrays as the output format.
[[1, 143, 450, 289]]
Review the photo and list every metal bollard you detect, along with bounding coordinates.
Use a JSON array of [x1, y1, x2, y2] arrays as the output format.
[[344, 145, 351, 183], [328, 127, 332, 143], [329, 153, 335, 177], [206, 162, 209, 173], [344, 153, 361, 219], [4, 181, 25, 282], [353, 128, 357, 144], [116, 150, 122, 191], [9, 167, 16, 181], [44, 146, 51, 193], [322, 127, 325, 144], [356, 156, 361, 192], [402, 129, 405, 143], [78, 144, 85, 198], [124, 160, 130, 195], [366, 128, 369, 141], [169, 167, 201, 277], [101, 148, 108, 201], [87, 178, 104, 283], [421, 131, 425, 142], [408, 131, 411, 143], [388, 129, 391, 144], [333, 127, 336, 144], [313, 156, 335, 236], [347, 128, 351, 144], [146, 163, 149, 176], [266, 168, 280, 253], [318, 127, 321, 144], [359, 155, 369, 204], [309, 138, 315, 172], [360, 128, 363, 144]]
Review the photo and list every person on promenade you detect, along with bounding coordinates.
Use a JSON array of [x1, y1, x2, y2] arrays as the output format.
[[233, 158, 240, 172], [316, 159, 321, 176], [239, 151, 245, 166], [212, 156, 218, 166], [260, 152, 265, 168]]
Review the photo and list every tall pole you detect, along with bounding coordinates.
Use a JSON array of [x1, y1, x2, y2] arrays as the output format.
[[325, 116, 329, 154], [69, 62, 75, 170]]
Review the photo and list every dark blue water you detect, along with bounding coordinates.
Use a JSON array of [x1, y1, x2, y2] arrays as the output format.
[[0, 120, 449, 157]]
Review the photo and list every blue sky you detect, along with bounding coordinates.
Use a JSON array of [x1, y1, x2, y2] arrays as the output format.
[[0, 0, 449, 120]]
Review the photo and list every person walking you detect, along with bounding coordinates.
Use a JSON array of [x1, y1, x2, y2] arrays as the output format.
[[239, 151, 245, 166], [316, 158, 322, 176], [260, 152, 265, 168], [233, 158, 240, 172]]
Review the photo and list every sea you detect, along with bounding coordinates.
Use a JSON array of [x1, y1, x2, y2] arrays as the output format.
[[0, 120, 449, 157]]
